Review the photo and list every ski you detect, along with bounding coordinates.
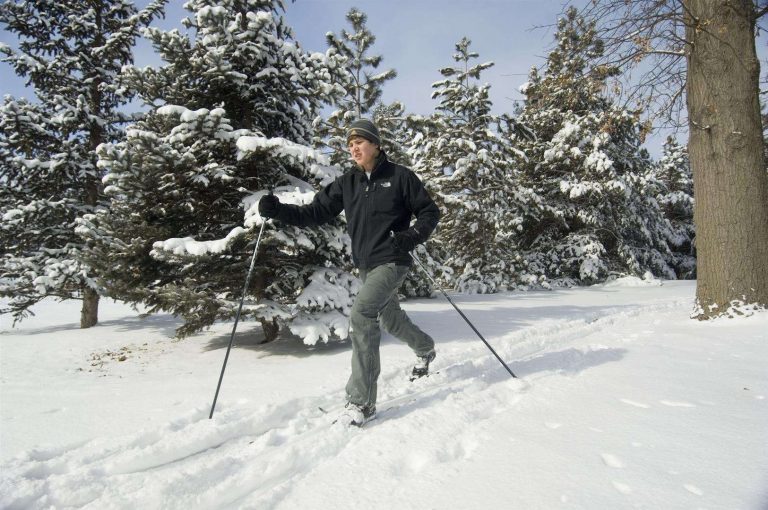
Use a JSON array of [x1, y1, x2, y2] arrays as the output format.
[[409, 370, 440, 382], [318, 403, 404, 427]]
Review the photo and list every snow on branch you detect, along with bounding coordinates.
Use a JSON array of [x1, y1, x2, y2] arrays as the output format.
[[236, 135, 329, 166], [151, 227, 246, 257], [243, 186, 319, 229]]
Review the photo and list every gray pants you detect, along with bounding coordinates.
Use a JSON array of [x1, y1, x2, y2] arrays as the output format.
[[346, 263, 435, 407]]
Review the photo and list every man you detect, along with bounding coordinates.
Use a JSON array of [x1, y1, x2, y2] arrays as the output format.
[[258, 118, 439, 426]]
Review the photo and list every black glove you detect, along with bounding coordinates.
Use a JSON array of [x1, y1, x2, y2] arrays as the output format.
[[258, 192, 281, 219], [391, 228, 420, 253]]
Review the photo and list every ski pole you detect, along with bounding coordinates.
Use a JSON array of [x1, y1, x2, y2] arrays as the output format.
[[209, 220, 267, 419], [409, 250, 518, 379]]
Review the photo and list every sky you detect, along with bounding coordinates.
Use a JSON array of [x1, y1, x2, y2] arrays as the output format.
[[0, 0, 581, 117], [132, 0, 576, 116], [278, 0, 574, 116], [2, 0, 766, 156]]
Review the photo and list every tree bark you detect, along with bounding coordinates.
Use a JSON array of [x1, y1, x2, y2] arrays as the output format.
[[260, 318, 280, 344], [81, 287, 100, 328], [80, 0, 105, 329], [685, 0, 768, 317]]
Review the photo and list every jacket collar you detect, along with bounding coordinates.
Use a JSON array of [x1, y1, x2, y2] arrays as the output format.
[[359, 150, 387, 180]]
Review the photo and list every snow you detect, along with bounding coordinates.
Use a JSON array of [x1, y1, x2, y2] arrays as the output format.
[[196, 5, 227, 26], [584, 150, 614, 174], [1, 280, 767, 509], [242, 186, 318, 228], [152, 227, 246, 257], [235, 135, 329, 166]]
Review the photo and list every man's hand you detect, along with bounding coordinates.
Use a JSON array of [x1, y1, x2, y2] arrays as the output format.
[[391, 229, 419, 253], [258, 193, 281, 219]]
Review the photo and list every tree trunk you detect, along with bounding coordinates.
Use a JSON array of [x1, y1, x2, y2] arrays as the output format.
[[80, 1, 105, 329], [685, 0, 768, 318], [81, 286, 99, 328], [260, 318, 280, 344]]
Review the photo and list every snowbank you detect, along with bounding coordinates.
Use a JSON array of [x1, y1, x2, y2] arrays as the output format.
[[1, 282, 766, 509]]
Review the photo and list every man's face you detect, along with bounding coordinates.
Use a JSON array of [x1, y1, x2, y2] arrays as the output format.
[[347, 136, 379, 171]]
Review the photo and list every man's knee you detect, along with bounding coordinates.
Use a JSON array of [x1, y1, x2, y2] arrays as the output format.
[[379, 306, 405, 332], [351, 298, 379, 321]]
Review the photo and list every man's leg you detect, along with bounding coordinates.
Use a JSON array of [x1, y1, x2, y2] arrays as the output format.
[[378, 265, 435, 357], [346, 263, 403, 407]]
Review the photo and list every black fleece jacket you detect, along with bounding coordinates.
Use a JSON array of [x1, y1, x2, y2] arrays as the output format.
[[274, 153, 440, 269]]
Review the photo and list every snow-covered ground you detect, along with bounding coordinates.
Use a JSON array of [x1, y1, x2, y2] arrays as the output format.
[[1, 278, 766, 509]]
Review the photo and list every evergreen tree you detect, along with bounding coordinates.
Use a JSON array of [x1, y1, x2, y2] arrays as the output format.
[[317, 7, 397, 166], [649, 136, 695, 278], [0, 0, 165, 327], [369, 102, 441, 299], [517, 8, 674, 285], [409, 38, 537, 293], [80, 0, 354, 343], [372, 101, 412, 168]]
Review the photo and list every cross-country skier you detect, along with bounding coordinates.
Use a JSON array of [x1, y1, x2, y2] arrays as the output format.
[[258, 118, 440, 426]]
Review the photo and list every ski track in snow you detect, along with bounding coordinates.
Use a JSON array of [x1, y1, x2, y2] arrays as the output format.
[[600, 453, 626, 469], [612, 481, 634, 495], [0, 297, 730, 509], [619, 398, 651, 409], [659, 400, 696, 408]]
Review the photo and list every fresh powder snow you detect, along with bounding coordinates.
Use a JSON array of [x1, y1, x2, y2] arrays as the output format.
[[1, 279, 766, 509]]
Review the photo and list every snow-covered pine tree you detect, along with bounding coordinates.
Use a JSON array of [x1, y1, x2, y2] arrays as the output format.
[[372, 101, 412, 168], [648, 136, 695, 278], [372, 101, 439, 299], [80, 0, 356, 343], [0, 0, 165, 328], [315, 7, 397, 167], [517, 8, 674, 285], [409, 37, 535, 293]]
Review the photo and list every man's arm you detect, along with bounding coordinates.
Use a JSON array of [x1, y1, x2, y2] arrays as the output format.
[[405, 170, 440, 243], [263, 178, 344, 227]]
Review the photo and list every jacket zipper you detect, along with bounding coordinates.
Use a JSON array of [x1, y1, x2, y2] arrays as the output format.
[[360, 155, 385, 269], [362, 177, 370, 269]]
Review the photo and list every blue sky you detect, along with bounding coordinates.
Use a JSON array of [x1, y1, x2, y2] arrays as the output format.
[[1, 0, 573, 113], [278, 0, 573, 115], [6, 0, 765, 155], [130, 0, 575, 116]]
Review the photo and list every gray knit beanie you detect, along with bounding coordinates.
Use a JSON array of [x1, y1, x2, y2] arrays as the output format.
[[346, 118, 381, 146]]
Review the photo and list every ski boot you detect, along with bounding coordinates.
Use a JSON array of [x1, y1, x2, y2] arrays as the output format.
[[410, 349, 436, 381]]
